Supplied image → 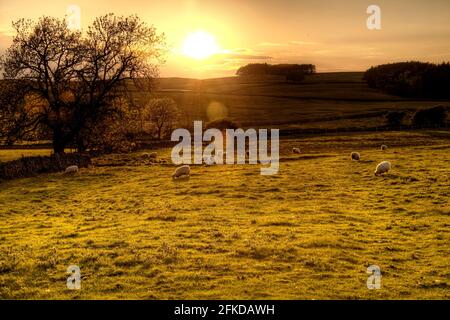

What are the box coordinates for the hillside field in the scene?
[151,73,450,130]
[0,131,449,299]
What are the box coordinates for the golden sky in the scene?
[1,0,450,78]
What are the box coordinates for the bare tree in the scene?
[0,14,165,153]
[0,80,45,144]
[144,98,180,139]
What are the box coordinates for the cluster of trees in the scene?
[384,106,448,128]
[236,63,316,81]
[364,62,450,98]
[0,14,173,153]
[411,105,448,128]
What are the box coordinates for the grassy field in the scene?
[0,149,53,162]
[0,131,449,299]
[0,148,77,163]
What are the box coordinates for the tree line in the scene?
[364,61,450,98]
[236,63,316,81]
[384,106,448,128]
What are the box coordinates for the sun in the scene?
[181,31,220,60]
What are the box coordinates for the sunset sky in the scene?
[1,0,450,78]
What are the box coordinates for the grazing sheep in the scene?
[292,147,301,154]
[64,165,79,174]
[381,145,388,150]
[374,161,391,176]
[351,152,360,161]
[172,165,190,179]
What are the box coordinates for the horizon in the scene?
[1,0,450,78]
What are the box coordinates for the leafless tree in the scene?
[144,98,180,139]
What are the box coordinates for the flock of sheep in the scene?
[171,144,392,179]
[351,144,391,176]
[62,144,392,178]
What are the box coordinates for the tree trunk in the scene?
[52,127,66,154]
[157,125,162,140]
[76,134,87,153]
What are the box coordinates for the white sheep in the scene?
[64,165,79,174]
[374,161,391,176]
[351,152,360,161]
[292,147,301,154]
[381,145,388,151]
[172,165,190,179]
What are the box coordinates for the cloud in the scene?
[215,48,273,60]
[257,42,283,47]
[257,40,319,47]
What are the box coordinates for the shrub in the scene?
[0,153,91,180]
[385,111,407,127]
[412,106,448,128]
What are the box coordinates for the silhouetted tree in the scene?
[236,63,270,76]
[0,80,47,144]
[144,98,180,139]
[0,14,165,153]
[236,63,315,79]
